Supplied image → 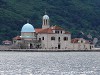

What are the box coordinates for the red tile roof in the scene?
[71,38,90,44]
[35,28,43,33]
[35,26,70,34]
[2,40,12,45]
[35,28,53,34]
[71,38,80,43]
[13,36,21,40]
[51,26,63,30]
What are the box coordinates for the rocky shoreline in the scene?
[0,45,99,52]
[0,49,99,52]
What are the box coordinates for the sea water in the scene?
[0,52,99,75]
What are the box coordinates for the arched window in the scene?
[42,37,44,40]
[61,31,62,34]
[51,37,55,40]
[58,37,60,42]
[44,20,45,25]
[46,19,48,25]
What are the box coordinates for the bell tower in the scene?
[42,12,50,29]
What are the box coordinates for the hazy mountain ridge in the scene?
[0,0,100,43]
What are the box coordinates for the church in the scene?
[13,14,94,50]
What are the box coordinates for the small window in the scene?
[61,31,62,34]
[42,37,44,40]
[64,37,68,41]
[39,38,41,41]
[81,40,83,43]
[55,31,58,33]
[58,31,59,34]
[46,19,48,25]
[51,37,55,40]
[55,31,59,34]
[58,37,60,42]
[55,31,57,33]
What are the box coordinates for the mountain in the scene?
[0,0,100,43]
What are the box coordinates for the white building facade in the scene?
[13,14,94,50]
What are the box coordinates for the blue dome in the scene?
[21,23,35,32]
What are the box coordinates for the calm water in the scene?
[0,52,100,75]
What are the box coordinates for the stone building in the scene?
[71,38,94,50]
[2,40,12,45]
[13,14,94,50]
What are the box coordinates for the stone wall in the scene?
[0,45,11,49]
